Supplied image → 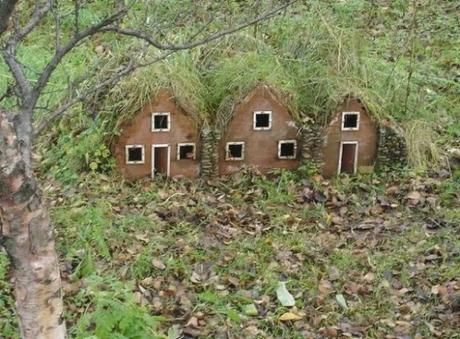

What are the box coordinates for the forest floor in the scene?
[1,167,459,338]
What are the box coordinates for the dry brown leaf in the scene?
[152,258,166,270]
[134,233,149,243]
[279,312,304,322]
[190,271,201,284]
[318,279,333,295]
[406,191,422,205]
[186,316,199,328]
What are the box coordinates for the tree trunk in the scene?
[13,112,34,174]
[0,110,66,339]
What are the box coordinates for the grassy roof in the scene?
[100,51,208,130]
[204,50,299,130]
[33,1,458,179]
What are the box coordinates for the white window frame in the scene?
[253,111,272,130]
[151,112,171,132]
[337,141,359,175]
[177,143,196,160]
[341,112,360,131]
[278,140,297,160]
[226,142,245,161]
[125,145,145,164]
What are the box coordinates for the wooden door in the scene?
[152,145,170,178]
[340,143,357,174]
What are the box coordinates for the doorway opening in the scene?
[338,142,358,174]
[152,144,170,178]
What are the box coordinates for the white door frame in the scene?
[337,141,359,174]
[151,144,171,178]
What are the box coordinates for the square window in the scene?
[341,112,360,130]
[278,140,297,159]
[226,142,245,160]
[177,143,196,160]
[125,145,145,164]
[253,111,272,130]
[152,112,170,131]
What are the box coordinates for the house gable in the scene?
[114,90,200,180]
[322,97,378,177]
[219,85,299,175]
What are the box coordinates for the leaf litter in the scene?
[25,167,460,337]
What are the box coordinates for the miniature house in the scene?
[113,90,200,180]
[218,85,300,175]
[322,96,378,177]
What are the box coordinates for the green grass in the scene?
[1,169,459,337]
[6,170,450,337]
[0,252,18,339]
[1,1,459,337]
[6,0,453,179]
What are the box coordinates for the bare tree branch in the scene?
[74,0,81,35]
[32,0,296,135]
[0,0,18,35]
[33,7,128,99]
[100,0,297,51]
[10,0,54,43]
[2,1,54,106]
[2,43,32,103]
[33,51,174,137]
[53,2,61,51]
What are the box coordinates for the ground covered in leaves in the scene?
[1,167,459,338]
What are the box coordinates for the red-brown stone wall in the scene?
[113,90,200,180]
[219,86,299,175]
[322,98,378,177]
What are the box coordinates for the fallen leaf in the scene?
[363,272,375,282]
[152,258,166,270]
[190,271,201,284]
[276,281,295,307]
[167,325,181,339]
[324,326,338,337]
[279,312,304,321]
[186,316,199,328]
[242,303,258,316]
[328,266,341,281]
[134,233,149,243]
[336,293,348,310]
[318,279,333,295]
[243,325,260,337]
[406,191,422,205]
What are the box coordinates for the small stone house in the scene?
[113,90,201,180]
[322,96,378,177]
[218,85,300,175]
[112,87,406,180]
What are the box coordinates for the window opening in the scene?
[126,145,144,164]
[177,143,196,160]
[226,142,245,160]
[152,112,170,131]
[253,111,272,130]
[341,112,360,130]
[278,140,297,159]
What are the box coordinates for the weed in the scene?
[71,275,164,338]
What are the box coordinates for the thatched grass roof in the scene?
[204,51,299,130]
[95,25,439,169]
[100,51,208,130]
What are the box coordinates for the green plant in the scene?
[41,119,116,183]
[52,203,112,266]
[0,253,18,338]
[404,119,441,170]
[72,276,164,338]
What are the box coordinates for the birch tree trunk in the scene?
[0,110,66,339]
